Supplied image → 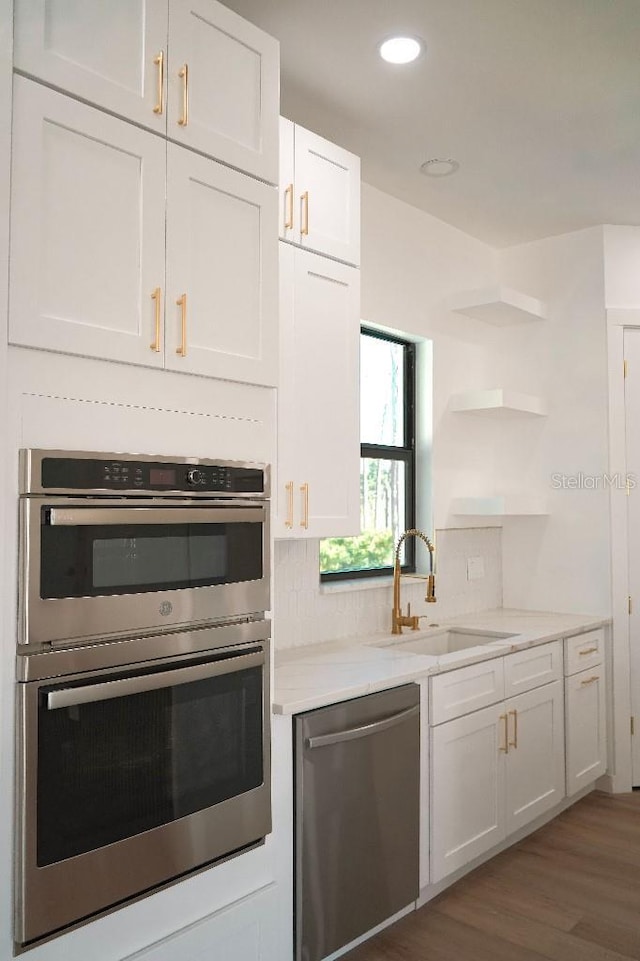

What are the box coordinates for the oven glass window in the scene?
[36,660,264,866]
[40,519,263,598]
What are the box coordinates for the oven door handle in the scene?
[46,506,265,526]
[45,649,265,710]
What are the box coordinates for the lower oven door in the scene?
[16,636,271,946]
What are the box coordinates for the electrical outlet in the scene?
[467,555,485,581]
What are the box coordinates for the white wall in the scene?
[604,226,640,307]
[496,227,610,615]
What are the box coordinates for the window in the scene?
[320,327,416,580]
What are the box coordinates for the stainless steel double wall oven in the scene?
[15,449,272,948]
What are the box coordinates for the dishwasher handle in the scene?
[305,704,419,750]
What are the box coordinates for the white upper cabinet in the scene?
[13,0,279,183]
[10,77,278,387]
[279,118,360,266]
[165,144,278,384]
[276,244,360,538]
[167,0,278,183]
[9,78,166,368]
[13,0,168,133]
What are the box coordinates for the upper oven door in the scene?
[20,498,270,646]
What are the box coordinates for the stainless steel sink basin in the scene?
[384,629,517,656]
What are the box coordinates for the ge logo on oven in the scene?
[159,601,173,616]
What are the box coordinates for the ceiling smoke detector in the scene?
[378,36,424,65]
[420,158,460,177]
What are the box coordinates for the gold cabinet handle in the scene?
[150,287,162,352]
[176,293,187,356]
[499,713,509,753]
[178,63,189,126]
[284,183,294,230]
[285,482,294,529]
[581,675,600,686]
[579,646,598,656]
[508,709,518,749]
[153,50,164,115]
[300,482,309,529]
[301,190,309,236]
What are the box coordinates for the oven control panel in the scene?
[22,451,267,496]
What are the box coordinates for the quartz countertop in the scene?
[272,608,610,715]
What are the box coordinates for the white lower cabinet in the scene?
[430,643,565,883]
[123,884,280,961]
[564,630,607,796]
[276,242,360,538]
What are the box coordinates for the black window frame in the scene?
[320,326,416,582]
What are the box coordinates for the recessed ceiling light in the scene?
[378,36,424,65]
[420,158,460,177]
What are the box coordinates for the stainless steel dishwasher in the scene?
[294,683,420,961]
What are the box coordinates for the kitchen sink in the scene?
[381,628,517,656]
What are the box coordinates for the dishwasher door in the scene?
[295,684,420,961]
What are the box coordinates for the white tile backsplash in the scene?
[274,527,503,649]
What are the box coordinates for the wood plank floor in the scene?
[343,791,640,961]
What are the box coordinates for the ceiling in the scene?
[222,0,640,248]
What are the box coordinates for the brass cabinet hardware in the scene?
[301,190,309,236]
[508,709,518,749]
[499,713,509,753]
[285,481,294,529]
[153,51,164,115]
[178,63,189,126]
[624,359,628,378]
[300,482,309,529]
[284,183,294,230]
[579,646,598,656]
[580,675,599,687]
[176,293,187,356]
[150,287,162,351]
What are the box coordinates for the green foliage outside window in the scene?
[319,529,395,575]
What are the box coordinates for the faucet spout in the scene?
[392,529,436,635]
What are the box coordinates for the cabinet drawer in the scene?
[504,641,562,698]
[565,629,604,676]
[430,659,505,725]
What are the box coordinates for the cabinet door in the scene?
[565,668,607,796]
[14,0,168,133]
[430,703,506,883]
[276,247,360,538]
[10,78,166,368]
[505,681,565,835]
[168,0,279,183]
[165,144,278,385]
[293,124,360,266]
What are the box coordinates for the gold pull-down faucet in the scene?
[392,529,436,634]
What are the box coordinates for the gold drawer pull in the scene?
[499,713,509,753]
[508,709,518,749]
[301,190,309,236]
[300,482,309,529]
[284,183,294,230]
[176,293,187,356]
[579,646,598,656]
[150,287,162,352]
[581,675,599,686]
[153,51,164,115]
[285,481,294,529]
[178,63,189,126]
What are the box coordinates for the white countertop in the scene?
[273,608,609,715]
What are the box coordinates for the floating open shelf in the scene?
[452,495,548,517]
[449,388,546,417]
[447,286,548,326]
